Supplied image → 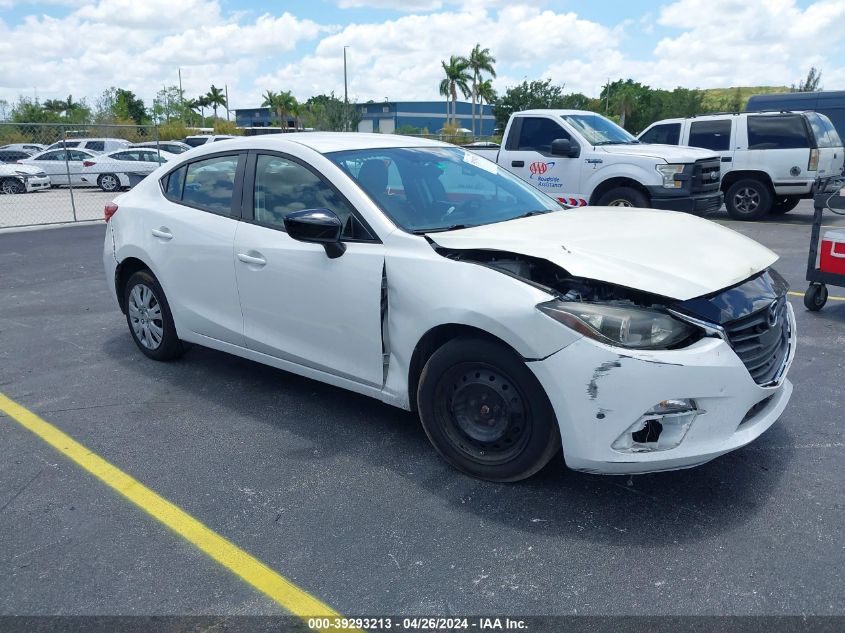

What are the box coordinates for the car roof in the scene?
[516,109,605,117]
[189,132,449,155]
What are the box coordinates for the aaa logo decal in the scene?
[529,161,554,176]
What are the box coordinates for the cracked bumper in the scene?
[527,334,794,474]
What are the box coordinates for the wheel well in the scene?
[114,257,151,313]
[589,177,650,205]
[407,324,522,412]
[720,170,773,192]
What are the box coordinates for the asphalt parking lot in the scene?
[1,202,844,625]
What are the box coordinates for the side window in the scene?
[111,152,133,161]
[804,113,840,148]
[688,120,731,151]
[640,123,681,145]
[86,141,105,152]
[747,115,809,150]
[164,165,186,199]
[40,151,61,161]
[69,150,90,161]
[516,117,570,153]
[254,154,367,240]
[179,155,239,215]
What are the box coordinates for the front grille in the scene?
[691,158,721,194]
[724,297,791,386]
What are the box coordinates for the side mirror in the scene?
[284,208,346,259]
[551,138,579,158]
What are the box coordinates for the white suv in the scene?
[639,111,844,220]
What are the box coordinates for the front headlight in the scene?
[537,300,696,349]
[655,163,685,188]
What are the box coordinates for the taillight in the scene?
[83,160,96,167]
[104,203,118,222]
[809,148,819,171]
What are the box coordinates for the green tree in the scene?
[492,79,567,129]
[152,86,188,124]
[261,90,299,130]
[439,55,471,127]
[300,92,359,131]
[206,85,227,120]
[792,67,822,92]
[95,87,147,124]
[468,44,496,136]
[476,78,497,135]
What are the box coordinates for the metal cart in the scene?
[804,175,845,311]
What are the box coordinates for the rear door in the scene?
[147,152,247,345]
[744,114,812,183]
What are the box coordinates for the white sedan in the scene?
[103,134,795,481]
[19,148,98,186]
[81,148,176,192]
[0,163,50,194]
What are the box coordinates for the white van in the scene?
[639,111,844,219]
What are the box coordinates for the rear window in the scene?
[184,137,208,147]
[639,123,681,145]
[688,119,731,151]
[805,112,842,148]
[86,141,105,152]
[747,115,810,150]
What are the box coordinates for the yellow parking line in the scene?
[0,392,355,631]
[787,290,845,301]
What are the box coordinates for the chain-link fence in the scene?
[0,122,161,229]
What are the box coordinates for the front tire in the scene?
[596,186,649,208]
[725,179,772,220]
[98,173,121,192]
[1,178,25,195]
[124,270,185,360]
[417,337,560,482]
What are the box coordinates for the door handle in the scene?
[511,160,525,167]
[721,157,732,162]
[151,227,173,240]
[237,252,267,266]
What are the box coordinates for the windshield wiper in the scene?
[411,224,474,234]
[512,210,553,220]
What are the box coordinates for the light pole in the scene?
[343,46,349,132]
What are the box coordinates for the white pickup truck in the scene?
[469,109,724,213]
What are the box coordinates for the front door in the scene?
[234,152,385,386]
[497,116,584,205]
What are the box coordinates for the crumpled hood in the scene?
[428,209,777,301]
[0,164,44,176]
[596,143,717,162]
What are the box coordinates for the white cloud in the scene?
[337,0,445,9]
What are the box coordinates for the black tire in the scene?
[98,173,121,192]
[770,196,801,215]
[123,270,185,361]
[725,178,772,220]
[596,186,649,208]
[803,283,828,311]
[1,178,25,195]
[417,337,560,482]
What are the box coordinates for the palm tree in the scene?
[476,79,497,136]
[194,95,211,124]
[438,55,471,128]
[184,98,200,126]
[468,44,496,136]
[206,85,227,120]
[261,90,299,130]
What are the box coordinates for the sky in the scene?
[0,0,843,112]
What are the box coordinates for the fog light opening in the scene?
[611,399,699,453]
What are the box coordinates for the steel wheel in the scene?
[607,198,634,207]
[127,282,164,350]
[732,187,760,215]
[99,173,120,192]
[433,362,532,466]
[1,178,25,195]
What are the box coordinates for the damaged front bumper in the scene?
[527,307,795,474]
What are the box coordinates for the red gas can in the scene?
[820,229,845,275]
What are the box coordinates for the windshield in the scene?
[561,113,637,145]
[326,146,562,233]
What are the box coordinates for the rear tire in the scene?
[98,173,121,192]
[123,270,185,361]
[417,337,560,482]
[770,196,801,215]
[596,186,649,208]
[1,178,25,195]
[725,178,772,220]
